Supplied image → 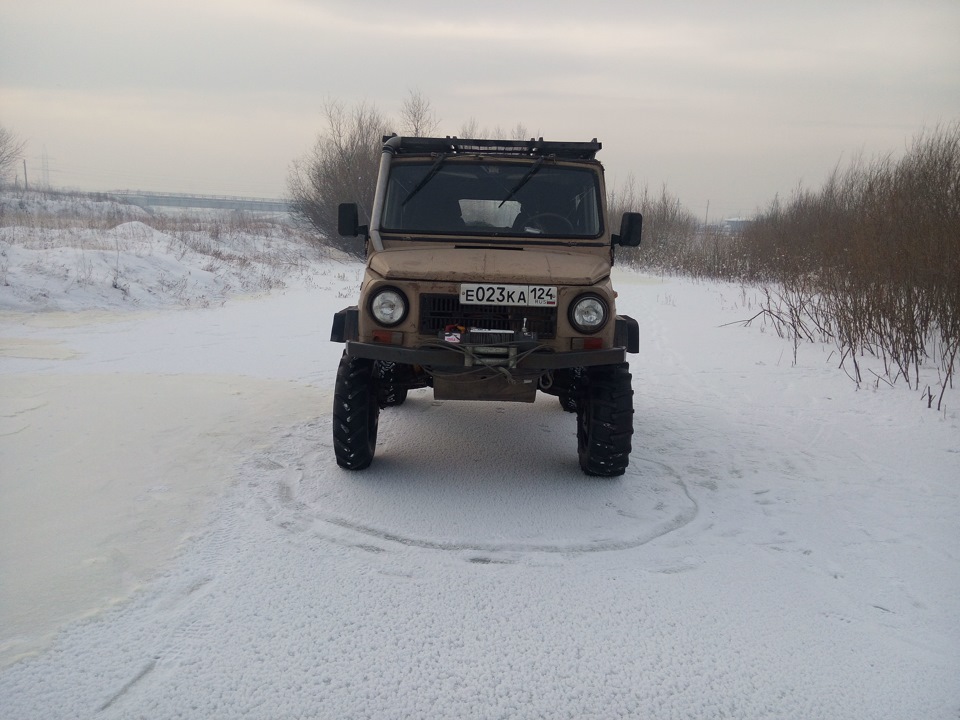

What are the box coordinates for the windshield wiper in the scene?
[402,153,447,206]
[498,156,545,208]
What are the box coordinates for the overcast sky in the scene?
[2,0,958,219]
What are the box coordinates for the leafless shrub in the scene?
[608,175,701,272]
[0,125,27,185]
[74,253,94,286]
[688,123,959,407]
[454,118,534,141]
[399,89,440,137]
[459,117,481,139]
[287,99,388,258]
[0,188,148,230]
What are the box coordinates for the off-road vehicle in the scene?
[332,135,642,476]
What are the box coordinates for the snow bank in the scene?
[0,190,335,312]
[0,190,150,226]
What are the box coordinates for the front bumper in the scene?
[344,340,626,369]
[331,306,639,370]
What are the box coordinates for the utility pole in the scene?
[42,146,50,188]
[704,200,710,228]
[23,159,28,190]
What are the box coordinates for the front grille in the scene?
[420,294,556,339]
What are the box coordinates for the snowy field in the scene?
[1,194,958,718]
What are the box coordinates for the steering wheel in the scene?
[523,213,575,234]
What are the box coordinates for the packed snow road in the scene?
[1,268,958,719]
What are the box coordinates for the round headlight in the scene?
[369,287,408,327]
[569,294,608,334]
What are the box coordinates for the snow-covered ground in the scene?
[1,194,958,718]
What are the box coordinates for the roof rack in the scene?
[382,135,601,160]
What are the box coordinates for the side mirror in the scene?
[338,203,364,237]
[614,212,642,247]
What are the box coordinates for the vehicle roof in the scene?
[382,135,602,160]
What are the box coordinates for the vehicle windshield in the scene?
[380,160,603,238]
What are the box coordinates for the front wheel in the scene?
[576,363,634,477]
[558,367,584,413]
[333,353,379,470]
[375,361,409,407]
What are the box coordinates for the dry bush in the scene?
[0,188,148,230]
[399,89,440,138]
[0,125,27,185]
[288,100,388,258]
[625,123,959,405]
[608,175,701,271]
[724,124,960,406]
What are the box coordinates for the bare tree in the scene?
[459,117,481,139]
[606,174,701,270]
[510,122,530,140]
[456,119,534,141]
[0,124,27,186]
[288,100,387,257]
[398,89,439,137]
[607,173,645,220]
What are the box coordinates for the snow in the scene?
[1,194,958,718]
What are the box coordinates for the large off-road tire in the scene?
[375,361,409,407]
[559,394,579,412]
[333,353,379,470]
[576,363,634,477]
[558,367,584,413]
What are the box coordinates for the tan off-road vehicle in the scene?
[332,136,642,476]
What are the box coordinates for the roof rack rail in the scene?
[381,135,601,160]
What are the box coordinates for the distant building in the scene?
[722,217,752,235]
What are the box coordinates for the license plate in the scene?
[460,284,557,307]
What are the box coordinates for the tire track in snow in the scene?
[238,411,700,558]
[97,658,157,712]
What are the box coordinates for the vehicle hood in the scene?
[368,247,610,285]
